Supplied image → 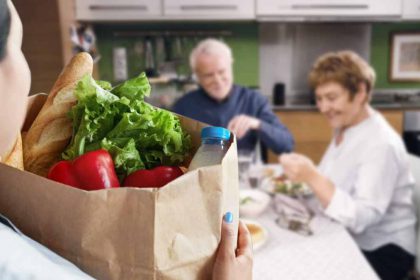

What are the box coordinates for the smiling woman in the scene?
[280,50,416,280]
[280,51,416,279]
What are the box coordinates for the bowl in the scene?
[239,189,271,218]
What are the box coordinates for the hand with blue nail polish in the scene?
[212,212,253,280]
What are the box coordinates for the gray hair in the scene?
[189,38,233,72]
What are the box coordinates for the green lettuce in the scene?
[62,73,191,179]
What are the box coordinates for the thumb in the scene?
[218,212,236,259]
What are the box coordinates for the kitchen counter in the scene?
[272,103,420,111]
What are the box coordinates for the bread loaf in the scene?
[23,52,93,176]
[4,133,24,170]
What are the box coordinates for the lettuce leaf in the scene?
[62,73,191,178]
[111,72,151,101]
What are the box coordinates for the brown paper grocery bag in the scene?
[0,94,239,280]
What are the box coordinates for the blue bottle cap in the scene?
[201,126,231,140]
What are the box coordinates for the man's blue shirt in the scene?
[172,85,294,154]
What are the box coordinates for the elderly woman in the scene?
[280,51,416,280]
[0,0,252,278]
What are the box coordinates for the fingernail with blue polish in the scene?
[224,212,233,223]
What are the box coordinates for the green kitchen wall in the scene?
[95,22,420,90]
[94,22,259,87]
[371,22,420,88]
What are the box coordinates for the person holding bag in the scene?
[0,0,253,278]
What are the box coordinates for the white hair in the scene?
[189,38,233,72]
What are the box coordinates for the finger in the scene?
[238,120,252,139]
[231,117,246,138]
[236,220,253,258]
[227,116,239,132]
[217,212,236,260]
[279,153,291,165]
[236,117,250,139]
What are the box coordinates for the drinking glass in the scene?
[238,150,254,188]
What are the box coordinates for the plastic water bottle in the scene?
[188,127,231,171]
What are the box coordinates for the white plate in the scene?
[242,219,268,251]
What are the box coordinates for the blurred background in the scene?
[12,0,420,162]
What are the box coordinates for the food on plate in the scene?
[246,223,264,243]
[263,167,275,178]
[123,166,184,188]
[240,196,255,205]
[23,52,192,190]
[244,220,267,250]
[48,149,120,191]
[239,189,270,218]
[24,53,93,176]
[271,175,311,196]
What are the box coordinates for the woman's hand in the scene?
[279,153,317,183]
[212,212,253,280]
[279,153,335,208]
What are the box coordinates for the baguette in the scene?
[3,133,24,170]
[23,52,93,176]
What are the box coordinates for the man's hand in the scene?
[212,213,253,280]
[279,153,317,183]
[227,115,261,139]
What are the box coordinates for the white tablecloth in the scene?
[252,208,380,280]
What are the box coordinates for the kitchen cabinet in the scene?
[402,0,420,20]
[257,0,402,20]
[164,0,255,20]
[75,0,254,21]
[267,109,403,164]
[75,0,162,21]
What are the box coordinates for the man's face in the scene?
[0,0,31,158]
[195,53,233,102]
[315,81,366,130]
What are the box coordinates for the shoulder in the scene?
[234,85,268,104]
[173,88,202,111]
[363,113,407,157]
[372,112,404,145]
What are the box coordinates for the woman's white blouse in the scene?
[319,111,416,255]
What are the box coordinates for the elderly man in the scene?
[172,38,294,156]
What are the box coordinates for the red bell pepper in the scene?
[48,149,120,191]
[123,166,183,188]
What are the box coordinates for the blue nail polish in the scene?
[224,212,233,223]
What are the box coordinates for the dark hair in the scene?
[0,0,11,61]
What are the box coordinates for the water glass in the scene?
[238,150,254,187]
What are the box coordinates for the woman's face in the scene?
[315,81,366,130]
[0,0,31,159]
